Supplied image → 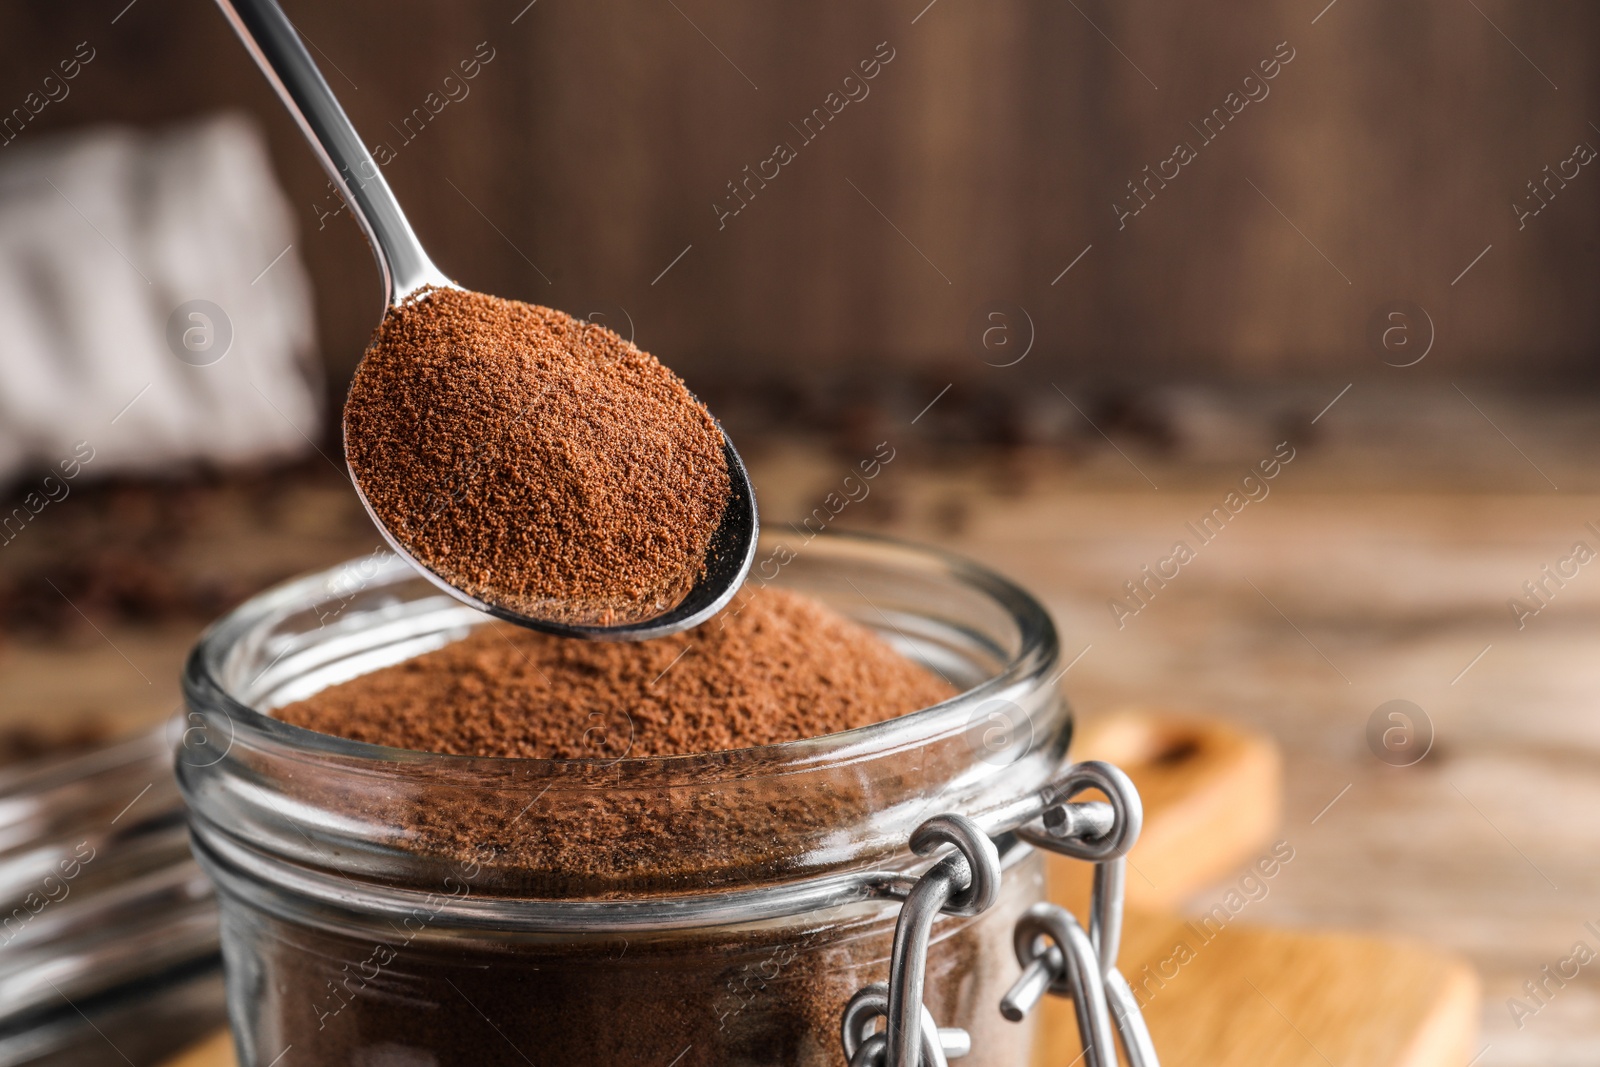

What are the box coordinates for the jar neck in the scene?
[189,819,1037,934]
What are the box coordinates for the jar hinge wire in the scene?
[839,760,1161,1067]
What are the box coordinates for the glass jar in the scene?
[178,532,1070,1066]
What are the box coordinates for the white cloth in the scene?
[0,113,319,488]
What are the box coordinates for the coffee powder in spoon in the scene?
[344,287,730,627]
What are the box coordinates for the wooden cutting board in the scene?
[1034,710,1479,1067]
[1031,912,1480,1067]
[162,711,1478,1067]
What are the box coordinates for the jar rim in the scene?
[183,530,1061,777]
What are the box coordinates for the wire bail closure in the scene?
[840,760,1161,1067]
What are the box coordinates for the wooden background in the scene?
[0,0,1595,396]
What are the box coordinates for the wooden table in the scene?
[746,385,1600,1066]
[4,384,1596,1064]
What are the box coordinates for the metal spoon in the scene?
[215,0,757,641]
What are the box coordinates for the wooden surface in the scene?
[1044,713,1478,1067]
[1034,913,1481,1067]
[161,1031,233,1067]
[7,389,1596,1064]
[750,394,1600,1065]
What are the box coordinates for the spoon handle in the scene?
[216,0,452,305]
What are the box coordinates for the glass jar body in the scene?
[212,851,1043,1066]
[181,533,1069,1066]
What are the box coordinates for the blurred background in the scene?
[0,0,1596,1064]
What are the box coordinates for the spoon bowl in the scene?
[217,0,758,639]
[350,434,758,641]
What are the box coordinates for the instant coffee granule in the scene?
[343,287,730,626]
[276,586,955,759]
[258,862,1040,1067]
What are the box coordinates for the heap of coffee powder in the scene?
[343,287,730,626]
[276,585,956,759]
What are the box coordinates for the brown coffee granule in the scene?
[261,855,1042,1067]
[276,586,956,759]
[343,287,730,626]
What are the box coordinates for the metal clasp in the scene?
[1006,760,1160,1067]
[840,760,1162,1067]
[839,815,1000,1067]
